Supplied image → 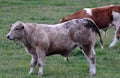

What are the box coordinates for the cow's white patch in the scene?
[112,11,120,19]
[110,4,114,6]
[84,8,92,16]
[112,11,120,27]
[109,34,119,48]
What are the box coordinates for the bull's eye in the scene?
[14,28,19,31]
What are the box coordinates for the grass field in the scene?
[1,0,120,78]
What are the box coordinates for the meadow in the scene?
[0,0,120,78]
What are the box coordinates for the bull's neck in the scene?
[22,26,33,46]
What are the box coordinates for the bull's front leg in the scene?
[29,54,37,74]
[25,47,38,74]
[36,47,46,76]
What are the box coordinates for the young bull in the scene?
[7,18,103,77]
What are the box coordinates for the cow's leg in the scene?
[109,26,120,48]
[109,11,120,47]
[36,47,46,76]
[81,45,96,77]
[109,32,119,47]
[29,54,37,74]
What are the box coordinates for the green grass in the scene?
[1,0,120,78]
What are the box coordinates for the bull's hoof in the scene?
[89,69,96,77]
[89,71,96,78]
[109,45,113,48]
[38,72,43,76]
[101,46,104,49]
[29,71,34,75]
[29,69,34,75]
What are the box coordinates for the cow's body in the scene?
[60,5,120,47]
[7,18,103,77]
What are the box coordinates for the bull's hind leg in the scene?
[29,54,38,74]
[81,45,96,77]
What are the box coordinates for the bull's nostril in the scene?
[7,35,10,39]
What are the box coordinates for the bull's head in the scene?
[7,21,25,41]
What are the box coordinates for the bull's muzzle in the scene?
[6,35,14,40]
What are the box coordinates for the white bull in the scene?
[7,18,103,77]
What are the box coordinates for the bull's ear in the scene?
[17,21,25,30]
[10,24,12,27]
[20,24,24,30]
[21,22,25,29]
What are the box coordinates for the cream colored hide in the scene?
[7,18,103,77]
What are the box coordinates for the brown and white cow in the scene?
[6,18,103,77]
[60,5,120,48]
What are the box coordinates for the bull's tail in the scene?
[84,18,103,49]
